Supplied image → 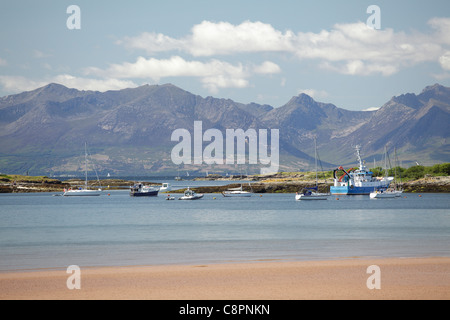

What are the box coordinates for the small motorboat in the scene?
[179,187,204,200]
[166,194,175,200]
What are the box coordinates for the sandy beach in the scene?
[0,257,449,300]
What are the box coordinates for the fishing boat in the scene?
[63,143,102,196]
[330,145,393,195]
[179,187,203,200]
[222,184,252,197]
[295,137,330,200]
[130,183,159,197]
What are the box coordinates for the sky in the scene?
[0,0,449,111]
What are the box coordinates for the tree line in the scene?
[369,163,450,180]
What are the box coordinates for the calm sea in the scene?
[0,181,449,271]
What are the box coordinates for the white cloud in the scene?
[428,17,450,45]
[298,88,329,100]
[117,32,186,54]
[119,21,294,57]
[439,51,450,71]
[4,18,450,96]
[118,18,450,76]
[319,60,398,76]
[33,50,53,59]
[52,75,138,91]
[0,76,45,92]
[252,61,281,74]
[188,20,294,56]
[201,76,249,94]
[85,56,280,93]
[362,106,381,111]
[0,56,280,94]
[0,75,138,93]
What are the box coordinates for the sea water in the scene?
[0,186,449,271]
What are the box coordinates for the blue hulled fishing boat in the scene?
[330,146,393,195]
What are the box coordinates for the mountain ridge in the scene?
[0,83,448,175]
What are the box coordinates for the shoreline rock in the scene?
[0,175,449,194]
[401,176,450,193]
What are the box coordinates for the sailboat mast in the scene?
[314,136,318,186]
[85,142,88,189]
[393,147,397,188]
[384,146,388,178]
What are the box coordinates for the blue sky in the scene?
[0,0,449,110]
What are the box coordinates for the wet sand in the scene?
[1,257,449,300]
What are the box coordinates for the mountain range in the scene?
[0,82,449,176]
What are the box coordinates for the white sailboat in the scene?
[370,146,396,199]
[295,137,330,200]
[393,147,404,197]
[369,188,397,198]
[222,184,252,197]
[63,143,102,196]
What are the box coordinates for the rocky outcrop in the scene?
[0,180,70,193]
[402,176,450,193]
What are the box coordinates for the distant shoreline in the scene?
[1,173,449,193]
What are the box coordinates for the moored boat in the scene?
[130,183,159,197]
[330,145,393,195]
[370,188,397,199]
[295,187,329,200]
[160,183,171,192]
[63,188,102,196]
[295,137,330,200]
[63,143,102,197]
[369,147,398,199]
[179,187,203,200]
[222,184,252,197]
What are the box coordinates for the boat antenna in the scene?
[354,145,363,169]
